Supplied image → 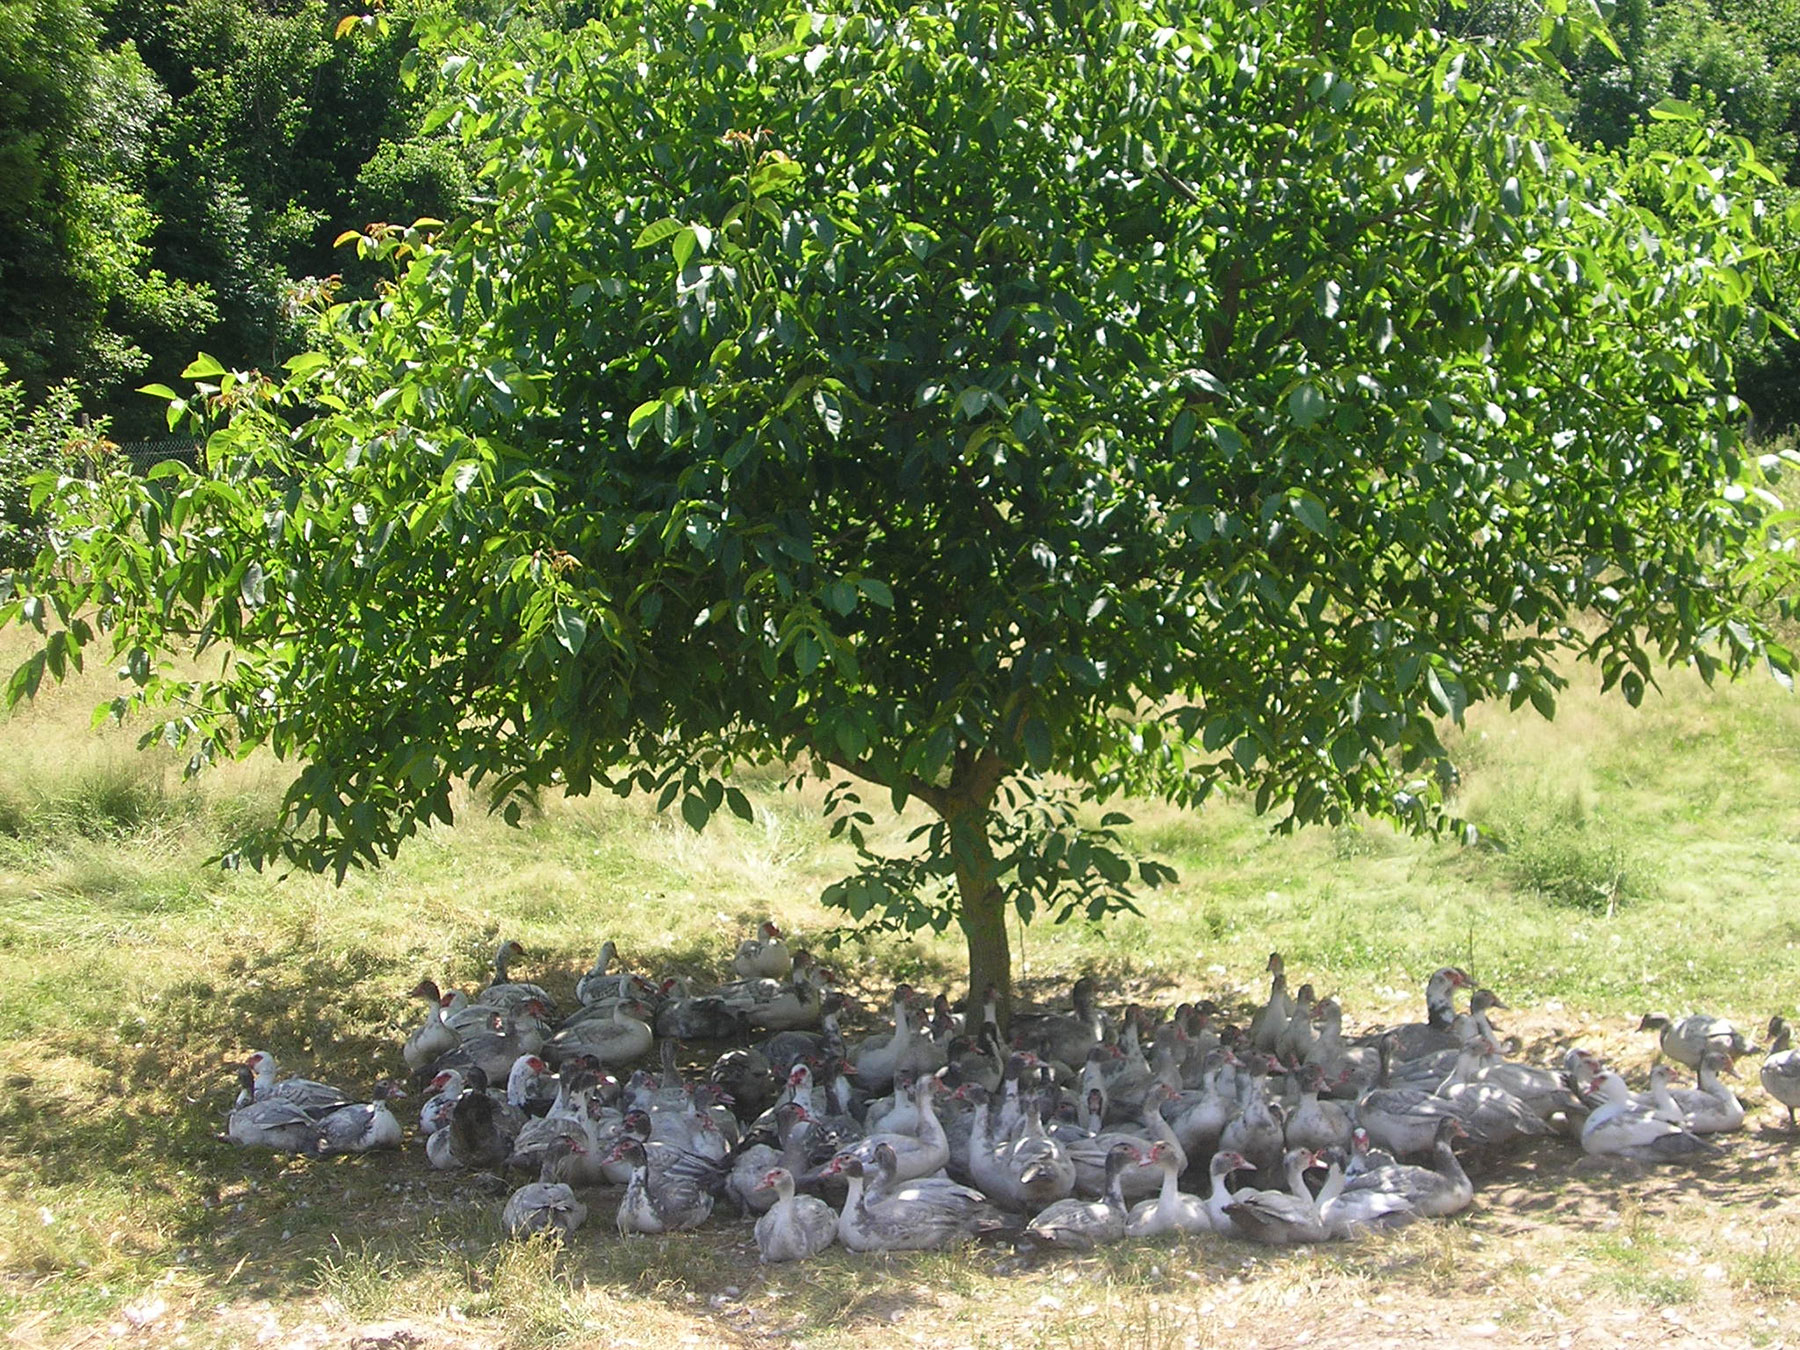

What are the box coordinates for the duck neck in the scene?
[1156,1157,1181,1209]
[1206,1165,1237,1226]
[914,1084,944,1146]
[1425,972,1458,1029]
[1314,1159,1346,1207]
[1103,1164,1128,1211]
[1432,1135,1471,1190]
[1283,1153,1314,1202]
[970,1098,995,1153]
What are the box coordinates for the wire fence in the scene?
[110,439,202,474]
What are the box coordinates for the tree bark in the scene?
[939,753,1013,1031]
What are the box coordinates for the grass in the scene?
[1,626,1800,1347]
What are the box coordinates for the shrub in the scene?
[0,362,107,571]
[1475,783,1654,914]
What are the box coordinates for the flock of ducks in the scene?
[224,932,1800,1262]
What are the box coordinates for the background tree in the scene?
[0,0,214,409]
[3,0,1795,1018]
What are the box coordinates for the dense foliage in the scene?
[0,363,106,570]
[2,0,1798,440]
[0,0,463,436]
[5,0,1795,1011]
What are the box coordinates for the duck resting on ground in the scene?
[1024,1142,1141,1249]
[1580,1071,1713,1163]
[503,1138,591,1237]
[733,921,793,981]
[1126,1139,1212,1237]
[827,1148,1012,1253]
[315,1082,407,1154]
[244,1051,351,1119]
[753,1166,837,1262]
[227,1070,320,1152]
[1342,1118,1474,1218]
[1648,1051,1744,1135]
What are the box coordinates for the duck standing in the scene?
[1762,1016,1800,1129]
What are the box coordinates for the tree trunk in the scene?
[942,778,1013,1032]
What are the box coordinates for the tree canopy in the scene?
[4,0,1796,1014]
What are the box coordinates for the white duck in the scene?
[1342,1118,1473,1217]
[732,921,793,980]
[840,1074,950,1187]
[828,1148,1010,1252]
[967,1086,1075,1212]
[1126,1139,1211,1236]
[1203,1150,1251,1232]
[1068,1083,1185,1203]
[1284,1063,1352,1154]
[550,998,655,1067]
[227,1072,319,1152]
[418,1068,464,1136]
[1356,1034,1469,1157]
[1025,1142,1139,1248]
[1315,1151,1416,1237]
[1580,1071,1712,1162]
[245,1051,350,1119]
[1220,1147,1330,1245]
[849,985,918,1095]
[315,1082,407,1154]
[1432,1041,1552,1148]
[753,1166,837,1262]
[403,980,460,1071]
[1648,1052,1744,1134]
[606,1137,715,1234]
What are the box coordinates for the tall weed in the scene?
[1470,782,1652,914]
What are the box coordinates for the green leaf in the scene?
[855,577,894,608]
[1021,715,1052,771]
[1289,491,1333,537]
[680,792,710,831]
[137,383,181,401]
[1287,383,1329,428]
[553,605,587,655]
[725,785,754,821]
[182,353,227,379]
[634,218,684,249]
